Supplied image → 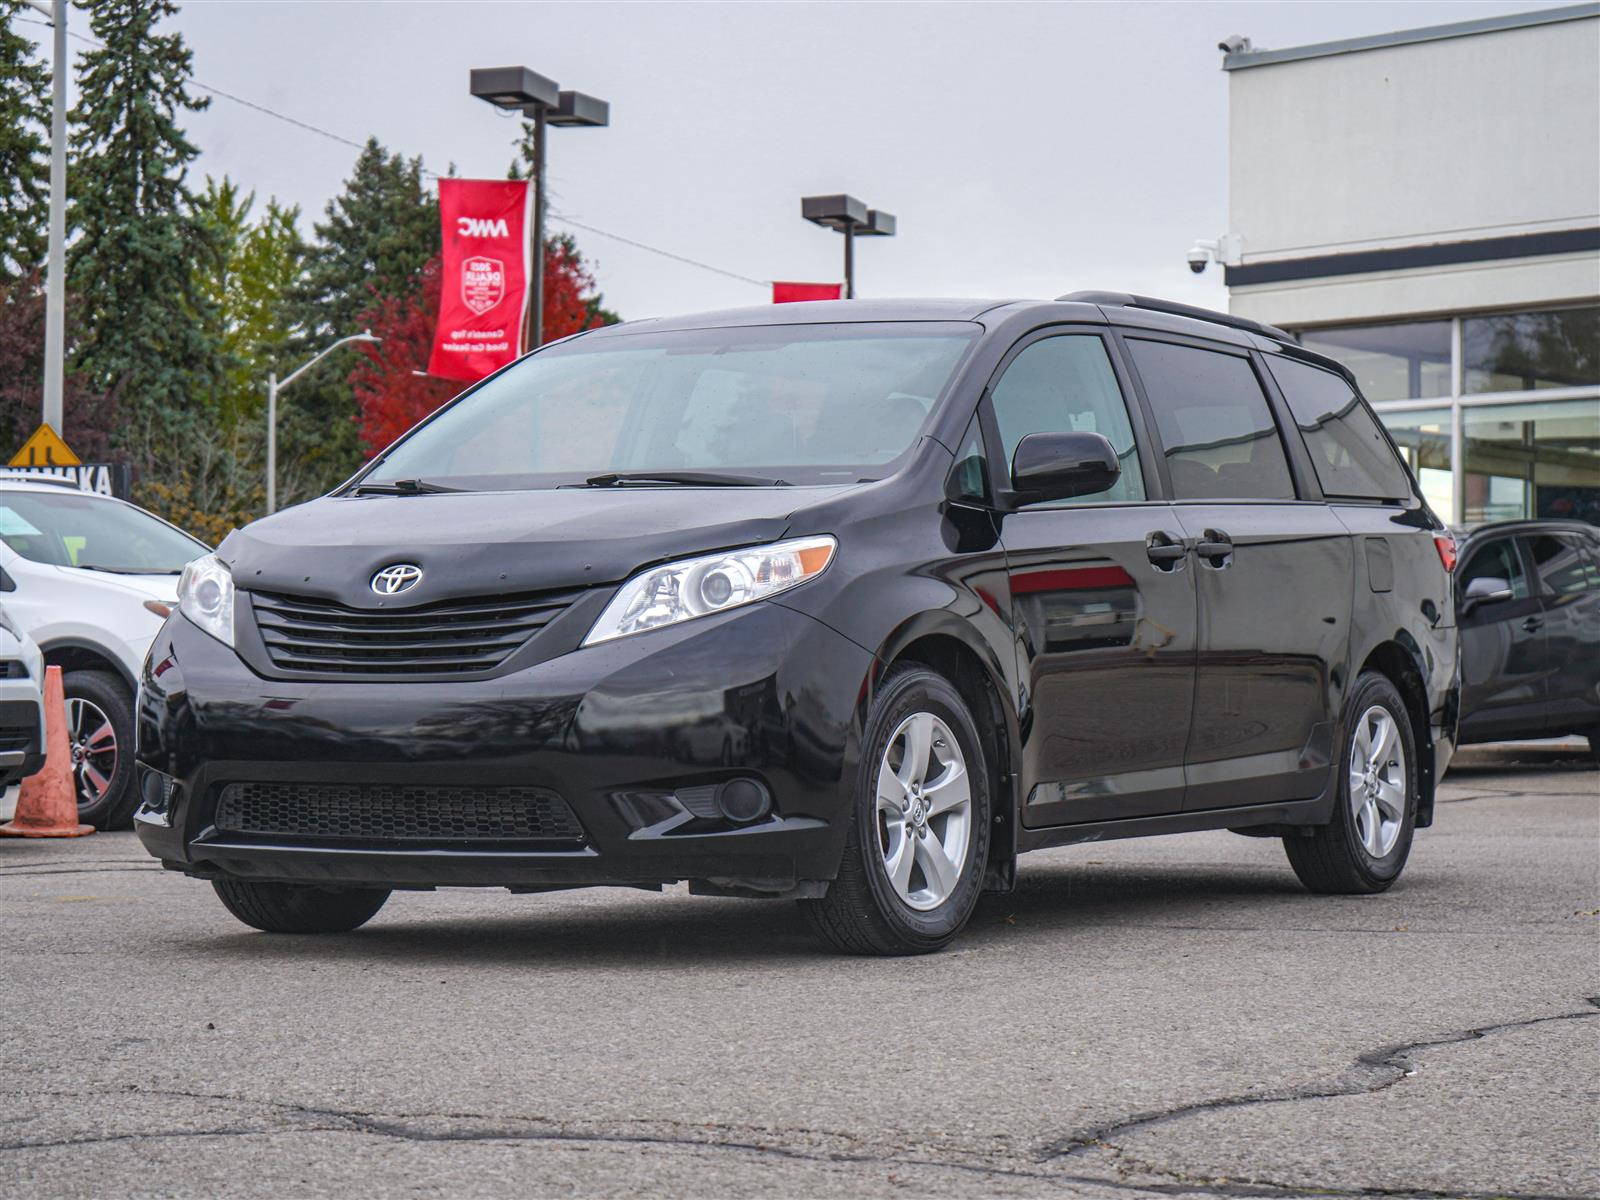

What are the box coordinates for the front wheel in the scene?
[64,670,136,830]
[213,880,391,933]
[1283,672,1417,894]
[801,665,990,955]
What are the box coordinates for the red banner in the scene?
[773,281,843,304]
[428,178,532,382]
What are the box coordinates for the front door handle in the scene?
[1196,529,1233,568]
[1522,616,1545,633]
[1145,531,1187,570]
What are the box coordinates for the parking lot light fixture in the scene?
[471,67,610,351]
[801,194,895,299]
[265,332,380,516]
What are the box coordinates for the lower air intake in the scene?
[213,782,585,844]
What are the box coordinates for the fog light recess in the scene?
[714,778,771,824]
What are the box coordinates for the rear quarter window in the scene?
[1267,356,1412,501]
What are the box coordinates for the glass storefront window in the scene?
[1462,398,1600,525]
[1298,321,1452,403]
[1379,407,1453,517]
[1462,306,1600,394]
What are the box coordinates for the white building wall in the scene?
[1225,12,1600,325]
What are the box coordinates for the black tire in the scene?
[801,664,991,956]
[63,670,137,830]
[1284,671,1417,894]
[1583,730,1600,767]
[212,879,391,934]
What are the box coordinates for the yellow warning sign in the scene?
[10,424,80,468]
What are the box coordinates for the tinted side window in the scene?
[1266,356,1412,501]
[1527,534,1594,596]
[989,335,1145,505]
[1459,538,1529,601]
[1126,339,1296,501]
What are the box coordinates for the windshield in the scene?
[363,321,979,490]
[0,490,209,573]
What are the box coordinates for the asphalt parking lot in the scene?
[2,745,1596,1200]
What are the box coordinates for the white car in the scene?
[0,476,209,826]
[0,613,46,791]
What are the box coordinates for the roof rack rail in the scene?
[1056,291,1293,343]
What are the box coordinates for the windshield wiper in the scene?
[351,478,465,496]
[74,564,181,575]
[579,471,790,488]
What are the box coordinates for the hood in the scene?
[220,486,850,607]
[53,564,181,604]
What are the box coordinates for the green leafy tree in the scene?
[0,1,51,280]
[66,0,222,502]
[144,176,306,542]
[277,138,438,502]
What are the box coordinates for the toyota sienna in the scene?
[135,293,1460,954]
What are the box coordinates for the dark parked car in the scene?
[134,293,1459,954]
[1453,519,1600,757]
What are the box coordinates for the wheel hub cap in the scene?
[1348,704,1406,859]
[875,711,972,911]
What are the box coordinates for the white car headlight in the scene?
[583,536,836,646]
[178,554,235,647]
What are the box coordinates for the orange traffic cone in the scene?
[0,665,94,838]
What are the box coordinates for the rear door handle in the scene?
[1145,531,1187,570]
[1196,529,1233,568]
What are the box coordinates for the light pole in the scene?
[23,0,67,432]
[469,67,609,352]
[801,195,896,299]
[265,332,379,515]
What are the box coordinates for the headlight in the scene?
[178,554,235,647]
[583,536,836,646]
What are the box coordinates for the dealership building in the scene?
[1220,3,1599,526]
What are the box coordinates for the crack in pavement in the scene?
[3,1076,1594,1200]
[1038,996,1600,1184]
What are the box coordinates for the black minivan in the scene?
[135,293,1460,954]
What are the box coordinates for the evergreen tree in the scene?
[142,176,305,542]
[277,137,438,502]
[65,0,221,492]
[0,1,51,280]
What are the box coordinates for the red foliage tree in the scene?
[350,233,617,458]
[0,270,119,460]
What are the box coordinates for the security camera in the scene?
[1186,244,1212,274]
[1217,35,1253,54]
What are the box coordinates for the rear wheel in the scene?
[1283,672,1417,894]
[801,665,990,955]
[63,671,136,830]
[212,880,391,934]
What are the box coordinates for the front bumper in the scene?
[134,602,873,893]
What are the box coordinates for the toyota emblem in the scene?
[371,563,423,595]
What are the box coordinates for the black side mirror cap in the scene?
[1008,432,1120,506]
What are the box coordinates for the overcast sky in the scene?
[24,0,1556,322]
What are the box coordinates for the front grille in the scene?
[250,588,581,676]
[213,782,586,843]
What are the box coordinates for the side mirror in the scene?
[1459,575,1514,615]
[1009,432,1120,505]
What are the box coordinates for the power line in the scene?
[548,214,770,288]
[16,14,771,290]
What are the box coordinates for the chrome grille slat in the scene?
[249,587,580,677]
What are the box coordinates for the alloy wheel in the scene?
[875,711,972,911]
[1348,704,1406,858]
[67,697,118,812]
